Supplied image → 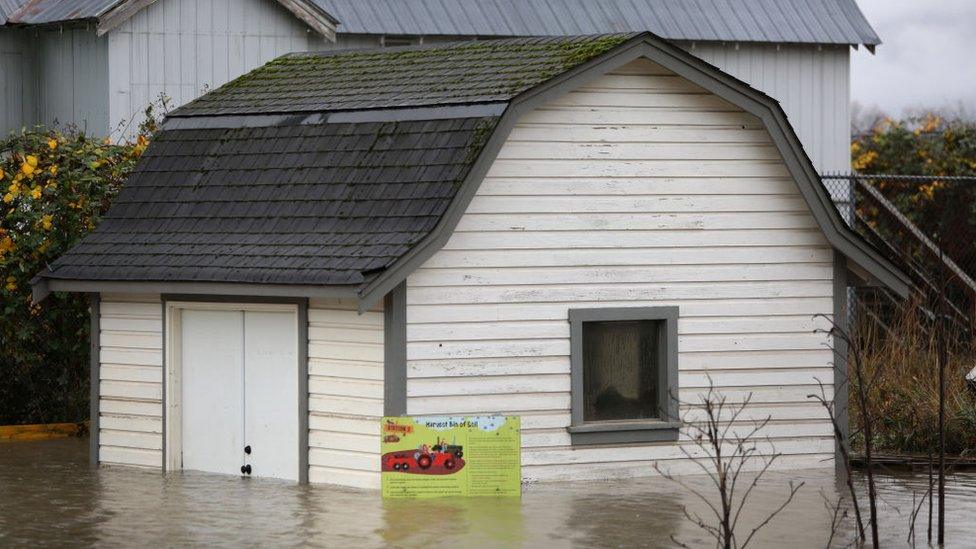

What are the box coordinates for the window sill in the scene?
[568,421,682,445]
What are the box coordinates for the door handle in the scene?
[244,445,251,455]
[241,464,252,475]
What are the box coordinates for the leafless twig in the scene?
[821,491,849,549]
[907,485,931,548]
[807,378,865,541]
[813,314,881,548]
[654,379,804,549]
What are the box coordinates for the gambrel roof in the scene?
[33,33,910,306]
[1,0,880,47]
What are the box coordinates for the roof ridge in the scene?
[169,33,641,118]
[282,32,641,59]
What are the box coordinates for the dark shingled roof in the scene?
[44,118,497,286]
[173,35,633,116]
[40,35,628,289]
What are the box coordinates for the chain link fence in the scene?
[821,173,976,337]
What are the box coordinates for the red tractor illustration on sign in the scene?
[382,438,465,475]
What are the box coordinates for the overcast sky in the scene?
[851,0,976,117]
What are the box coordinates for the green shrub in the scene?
[851,114,976,273]
[0,122,153,424]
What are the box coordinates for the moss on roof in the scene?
[173,34,636,117]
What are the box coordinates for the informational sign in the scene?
[381,416,521,498]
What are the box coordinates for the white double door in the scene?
[180,307,299,481]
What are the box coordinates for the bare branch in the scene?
[653,462,724,523]
[821,491,850,549]
[669,534,695,549]
[657,378,803,549]
[731,452,781,533]
[739,480,805,549]
[908,487,930,547]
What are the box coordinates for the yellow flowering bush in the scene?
[1,119,155,424]
[851,113,975,181]
[850,113,976,295]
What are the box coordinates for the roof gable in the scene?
[350,34,909,309]
[2,0,337,39]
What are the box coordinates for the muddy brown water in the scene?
[2,438,975,547]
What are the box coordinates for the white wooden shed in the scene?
[34,33,909,488]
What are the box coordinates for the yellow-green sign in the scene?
[381,416,521,498]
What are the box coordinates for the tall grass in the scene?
[849,297,976,456]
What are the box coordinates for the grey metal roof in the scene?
[0,0,29,24]
[315,0,881,46]
[3,0,119,25]
[2,0,879,47]
[1,0,337,30]
[172,34,634,117]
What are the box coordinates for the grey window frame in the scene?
[568,306,681,445]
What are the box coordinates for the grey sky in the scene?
[851,0,976,117]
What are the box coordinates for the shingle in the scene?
[171,35,636,116]
[44,117,498,286]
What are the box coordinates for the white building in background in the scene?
[0,0,878,174]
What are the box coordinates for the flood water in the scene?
[2,438,975,547]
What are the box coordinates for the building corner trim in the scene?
[833,251,850,476]
[298,298,310,484]
[89,293,100,469]
[383,281,407,417]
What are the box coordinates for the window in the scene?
[568,307,680,445]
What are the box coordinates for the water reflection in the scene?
[1,438,975,547]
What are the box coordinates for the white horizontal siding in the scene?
[307,298,383,489]
[98,294,163,469]
[405,58,836,482]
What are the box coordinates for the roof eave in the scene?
[31,277,360,303]
[266,0,338,42]
[3,17,100,30]
[329,29,880,50]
